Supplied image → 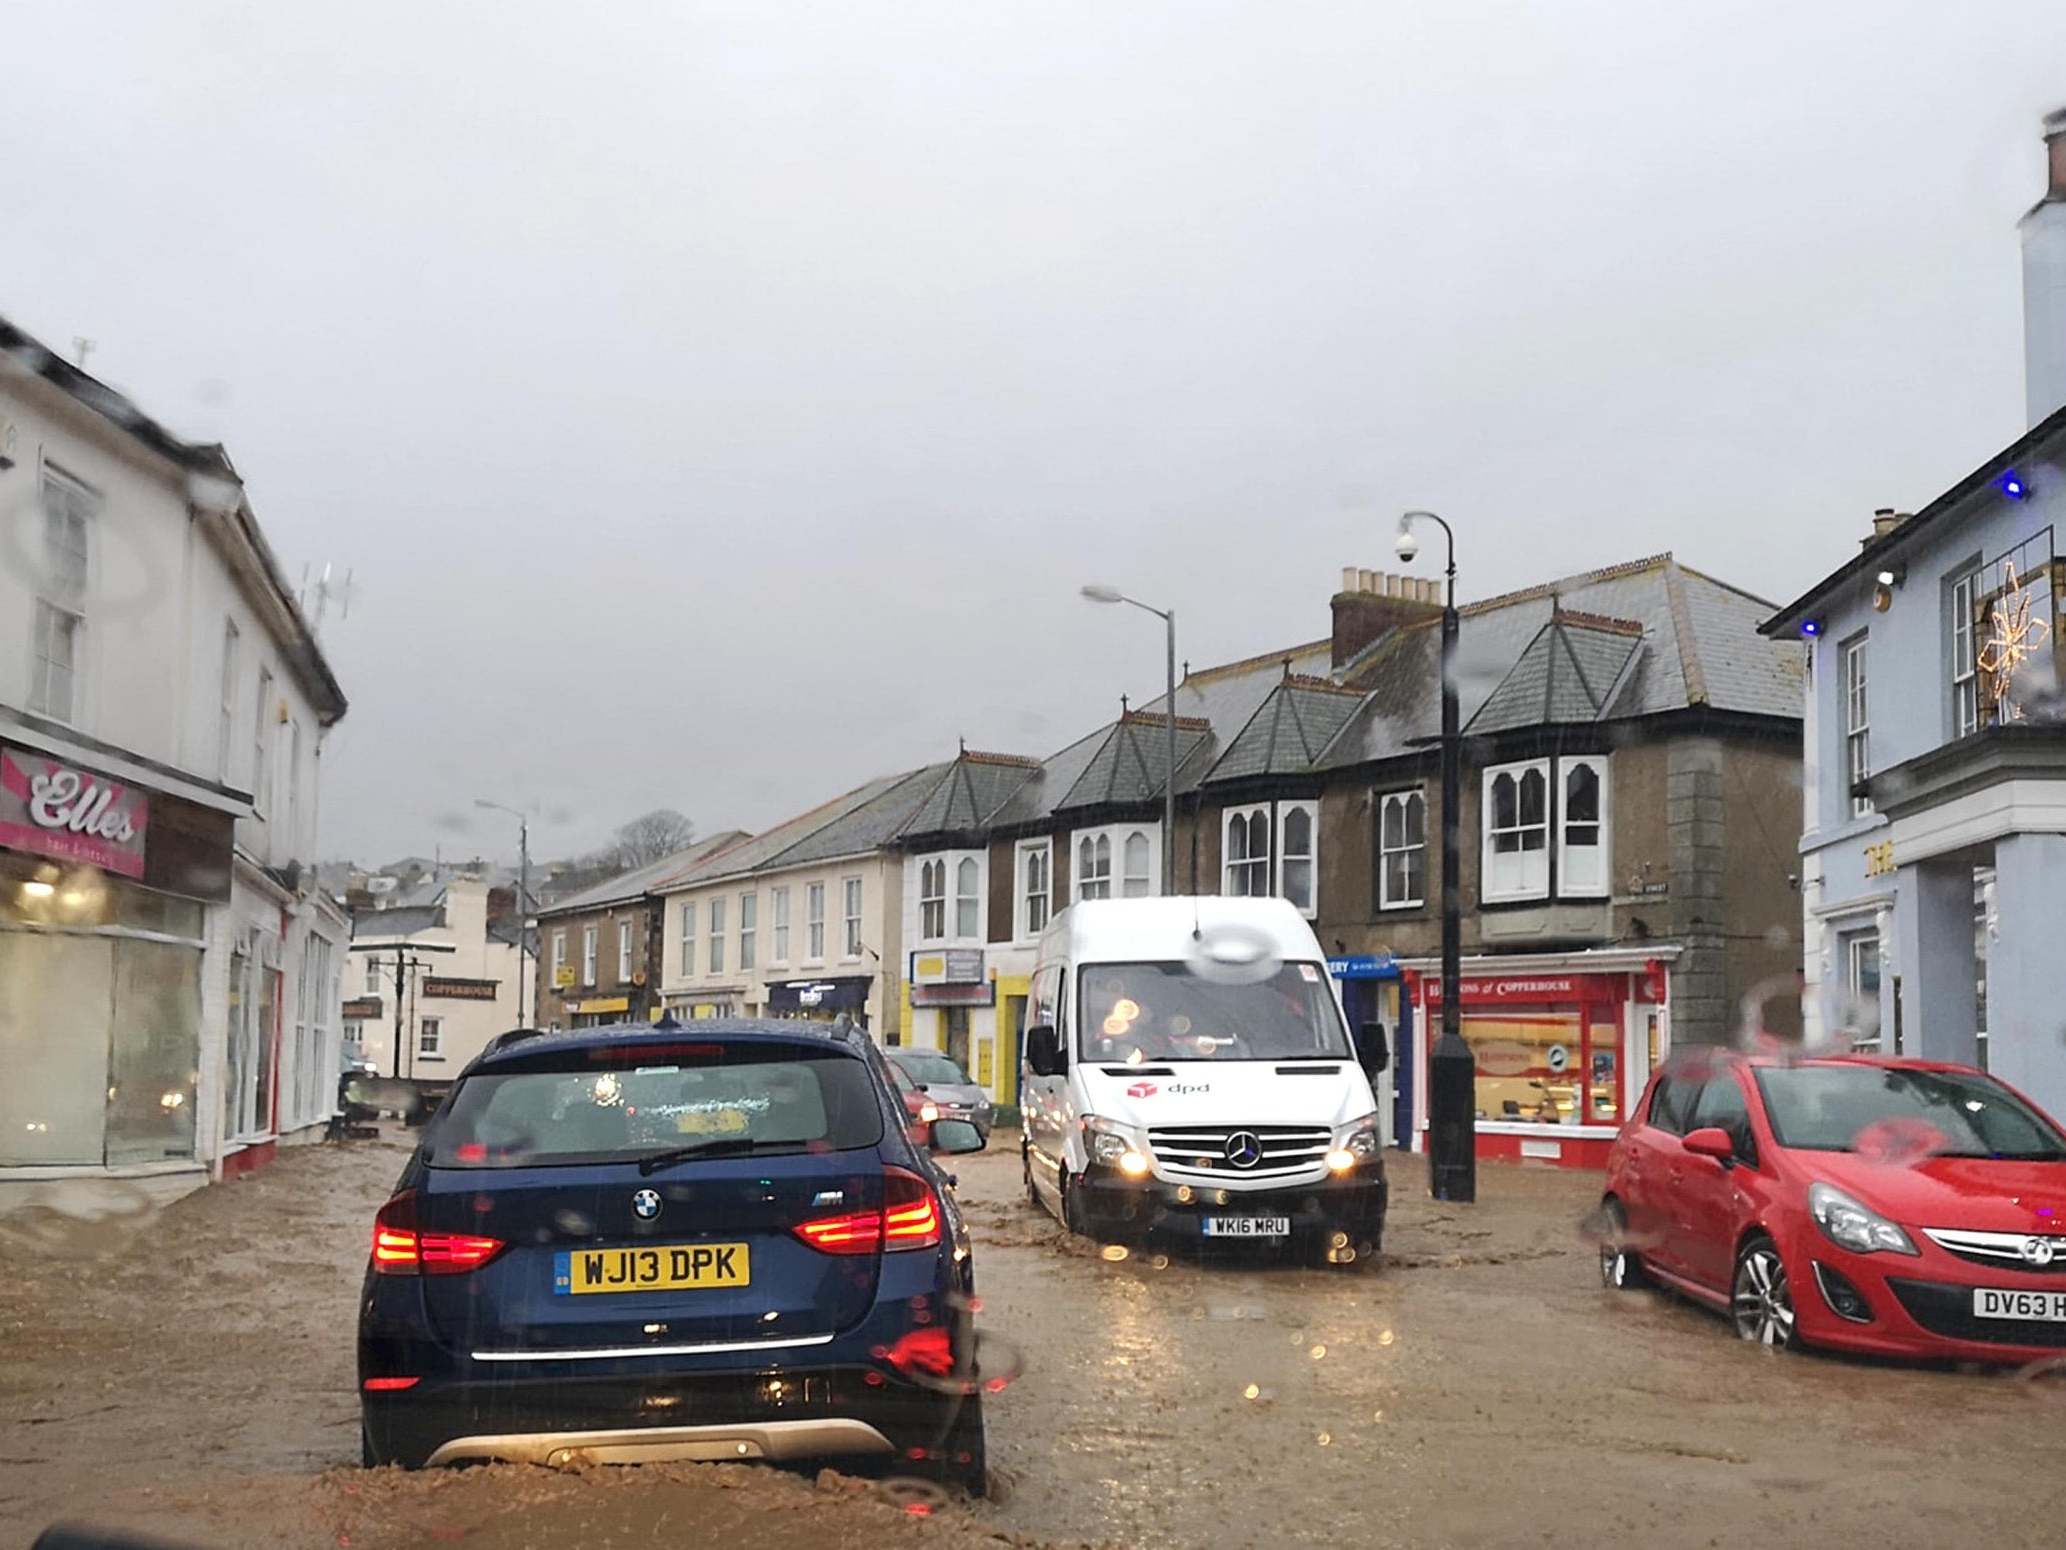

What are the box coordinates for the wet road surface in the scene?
[4,1130,2064,1549]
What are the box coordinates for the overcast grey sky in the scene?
[6,2,2063,863]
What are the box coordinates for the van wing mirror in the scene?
[1024,1023,1063,1077]
[1358,1021,1391,1075]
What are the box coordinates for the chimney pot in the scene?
[1342,566,1359,594]
[1359,568,1378,594]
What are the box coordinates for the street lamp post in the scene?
[474,798,532,1028]
[1080,585,1178,894]
[1397,511,1475,1204]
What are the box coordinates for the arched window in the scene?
[955,856,980,937]
[1121,831,1152,896]
[1279,802,1316,913]
[919,859,946,940]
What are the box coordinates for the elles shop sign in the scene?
[0,749,149,878]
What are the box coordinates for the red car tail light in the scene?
[371,1191,507,1276]
[361,1376,421,1392]
[793,1167,942,1255]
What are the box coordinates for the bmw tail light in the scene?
[371,1190,507,1276]
[793,1167,942,1255]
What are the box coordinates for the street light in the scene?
[1080,585,1178,894]
[1396,510,1474,1204]
[474,798,532,1028]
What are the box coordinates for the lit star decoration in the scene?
[1976,561,2052,721]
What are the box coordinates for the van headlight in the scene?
[1328,1118,1382,1172]
[1084,1116,1149,1176]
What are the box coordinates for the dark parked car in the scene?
[887,1049,994,1145]
[356,1018,989,1489]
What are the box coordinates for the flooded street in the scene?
[4,1131,2064,1549]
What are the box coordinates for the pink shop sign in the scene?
[0,748,150,878]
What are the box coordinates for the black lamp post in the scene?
[1398,510,1475,1204]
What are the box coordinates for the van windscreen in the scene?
[1078,961,1354,1063]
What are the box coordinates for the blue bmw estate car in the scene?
[356,1018,989,1490]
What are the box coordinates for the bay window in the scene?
[1278,801,1316,914]
[954,858,980,937]
[1483,760,1550,900]
[1223,806,1271,896]
[1077,833,1112,900]
[1121,833,1152,898]
[1481,756,1611,902]
[1378,789,1426,909]
[1019,840,1051,938]
[919,859,946,941]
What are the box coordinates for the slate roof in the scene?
[897,751,1043,839]
[1055,712,1215,812]
[1206,677,1370,783]
[1317,554,1800,770]
[1464,612,1643,734]
[761,764,954,867]
[661,776,920,891]
[536,829,753,916]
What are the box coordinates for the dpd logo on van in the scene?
[1126,1081,1158,1099]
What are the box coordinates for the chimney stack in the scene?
[2022,107,2066,428]
[1330,565,1444,668]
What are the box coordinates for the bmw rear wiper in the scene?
[637,1138,805,1176]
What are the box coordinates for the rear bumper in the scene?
[1076,1161,1387,1245]
[423,1416,894,1467]
[362,1363,967,1469]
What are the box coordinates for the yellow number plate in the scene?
[553,1242,751,1295]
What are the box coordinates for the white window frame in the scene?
[418,1016,443,1058]
[253,666,274,816]
[709,896,727,975]
[805,882,826,963]
[953,856,981,938]
[679,902,696,976]
[1222,805,1272,897]
[770,886,790,964]
[618,918,635,980]
[217,619,240,782]
[1378,788,1426,910]
[1017,839,1052,941]
[1950,569,1980,739]
[1275,799,1318,917]
[552,931,567,982]
[1557,755,1611,898]
[919,858,947,942]
[844,876,864,959]
[1073,825,1156,901]
[1481,758,1552,902]
[1841,928,1883,1053]
[739,891,757,971]
[1843,634,1872,818]
[581,925,598,985]
[366,955,383,993]
[1120,831,1152,898]
[29,466,93,726]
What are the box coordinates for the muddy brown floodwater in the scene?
[4,1129,2064,1550]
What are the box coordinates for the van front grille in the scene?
[1147,1123,1331,1180]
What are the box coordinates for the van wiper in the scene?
[637,1138,805,1176]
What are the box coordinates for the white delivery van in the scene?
[1019,896,1388,1260]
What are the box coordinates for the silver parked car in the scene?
[888,1049,995,1145]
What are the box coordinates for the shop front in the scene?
[1400,948,1674,1170]
[0,742,238,1197]
[1327,954,1407,1149]
[764,974,873,1029]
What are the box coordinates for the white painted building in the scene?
[0,316,349,1206]
[348,876,526,1079]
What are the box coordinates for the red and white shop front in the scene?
[1400,948,1676,1170]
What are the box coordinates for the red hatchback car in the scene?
[1601,1053,2066,1360]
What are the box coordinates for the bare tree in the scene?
[601,808,696,870]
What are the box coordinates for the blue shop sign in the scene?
[1327,954,1398,980]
